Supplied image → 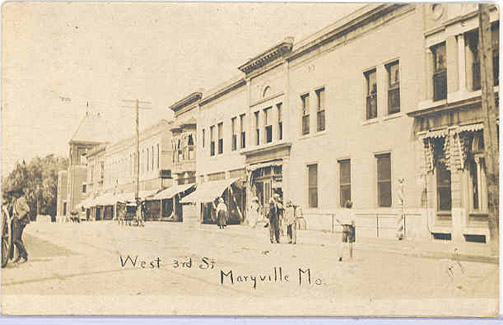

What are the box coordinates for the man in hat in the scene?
[7,185,30,263]
[267,194,281,243]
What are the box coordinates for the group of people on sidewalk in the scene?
[247,193,302,245]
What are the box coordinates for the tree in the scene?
[3,154,68,219]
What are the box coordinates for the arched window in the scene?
[262,86,271,98]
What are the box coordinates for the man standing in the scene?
[9,186,30,264]
[284,199,297,244]
[267,194,281,243]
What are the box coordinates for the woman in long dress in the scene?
[216,197,228,229]
[247,197,260,228]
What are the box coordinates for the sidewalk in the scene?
[194,223,498,264]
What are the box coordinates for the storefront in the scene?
[181,177,245,224]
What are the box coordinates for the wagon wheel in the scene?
[1,206,12,268]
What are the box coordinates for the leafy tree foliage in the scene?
[3,155,68,219]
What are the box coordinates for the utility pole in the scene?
[121,99,151,224]
[478,4,498,254]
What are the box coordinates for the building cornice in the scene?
[169,92,203,113]
[287,4,408,62]
[238,37,294,75]
[200,78,246,107]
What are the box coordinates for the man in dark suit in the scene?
[267,194,281,244]
[8,185,31,264]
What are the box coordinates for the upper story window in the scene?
[262,86,271,98]
[82,183,87,194]
[365,69,377,120]
[386,61,400,114]
[316,88,326,132]
[240,114,246,149]
[231,117,237,151]
[301,93,310,135]
[492,22,499,86]
[277,103,283,140]
[210,126,215,157]
[187,134,195,160]
[264,107,272,143]
[151,145,155,171]
[432,42,447,101]
[217,122,223,154]
[202,129,206,148]
[254,111,260,145]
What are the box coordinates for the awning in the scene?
[246,160,282,172]
[150,183,195,200]
[422,129,448,140]
[457,122,484,134]
[94,192,116,206]
[76,197,95,209]
[181,178,239,203]
[116,190,158,203]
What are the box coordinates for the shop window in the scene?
[468,133,487,211]
[432,42,447,101]
[339,160,351,207]
[301,93,310,135]
[386,61,400,114]
[436,161,452,212]
[316,88,326,131]
[217,122,223,154]
[240,114,246,149]
[365,69,377,119]
[277,103,283,140]
[264,107,272,143]
[307,164,318,208]
[376,153,392,207]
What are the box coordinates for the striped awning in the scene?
[422,129,448,140]
[181,178,239,203]
[149,183,195,200]
[457,122,484,134]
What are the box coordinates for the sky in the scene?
[2,2,363,177]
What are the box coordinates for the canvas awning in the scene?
[76,197,95,209]
[116,190,158,203]
[457,122,483,134]
[422,129,448,140]
[246,160,283,172]
[94,192,116,206]
[181,178,239,203]
[149,183,195,201]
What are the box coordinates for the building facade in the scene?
[56,112,112,219]
[185,3,498,243]
[80,119,174,221]
[408,3,499,242]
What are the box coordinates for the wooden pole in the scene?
[478,4,499,254]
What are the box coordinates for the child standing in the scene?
[337,200,355,261]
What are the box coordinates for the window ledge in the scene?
[383,112,403,121]
[361,118,379,126]
[298,130,328,141]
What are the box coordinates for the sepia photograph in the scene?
[1,2,500,317]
